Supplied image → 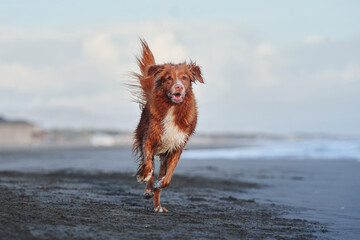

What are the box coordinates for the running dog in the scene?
[131,39,204,212]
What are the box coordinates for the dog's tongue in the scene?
[172,94,183,102]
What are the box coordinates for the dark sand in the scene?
[0,170,326,239]
[2,147,359,239]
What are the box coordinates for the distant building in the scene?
[0,116,41,146]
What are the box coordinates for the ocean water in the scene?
[183,138,360,161]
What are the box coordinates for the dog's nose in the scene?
[175,84,183,92]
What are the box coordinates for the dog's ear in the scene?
[147,64,165,81]
[188,62,204,83]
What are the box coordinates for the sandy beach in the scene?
[0,146,359,239]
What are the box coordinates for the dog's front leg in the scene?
[153,157,168,212]
[143,170,154,199]
[154,150,182,189]
[136,138,156,183]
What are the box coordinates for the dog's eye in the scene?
[167,76,172,81]
[182,76,188,81]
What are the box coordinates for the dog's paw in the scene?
[137,169,153,183]
[143,189,154,199]
[154,177,165,189]
[154,206,168,213]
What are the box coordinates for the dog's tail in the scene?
[137,39,155,76]
[130,39,156,106]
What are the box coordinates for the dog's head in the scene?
[147,62,204,103]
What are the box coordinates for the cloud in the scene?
[303,35,325,45]
[0,21,359,134]
[313,64,360,83]
[82,33,124,78]
[0,61,63,93]
[149,31,188,63]
[255,43,276,56]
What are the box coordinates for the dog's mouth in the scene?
[167,92,184,103]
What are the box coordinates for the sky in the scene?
[1,0,360,135]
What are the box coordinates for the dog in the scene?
[131,39,204,213]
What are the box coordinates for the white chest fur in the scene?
[158,107,188,154]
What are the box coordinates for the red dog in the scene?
[131,39,204,212]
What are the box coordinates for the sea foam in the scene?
[182,139,360,161]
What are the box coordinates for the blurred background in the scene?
[2,3,359,238]
[0,0,359,159]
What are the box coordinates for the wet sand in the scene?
[0,170,327,239]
